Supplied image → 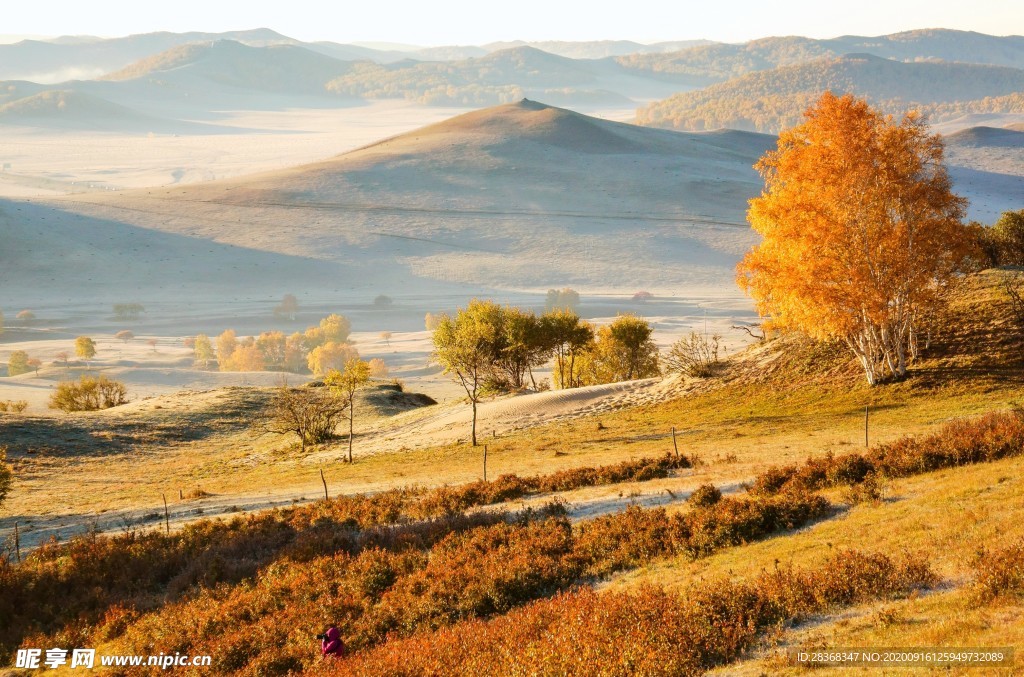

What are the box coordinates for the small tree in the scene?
[373,295,393,308]
[380,331,393,347]
[433,300,502,446]
[216,329,238,371]
[990,210,1024,266]
[26,357,41,376]
[274,294,299,321]
[544,310,595,390]
[257,385,348,452]
[1001,271,1024,328]
[55,351,70,373]
[326,358,371,463]
[7,351,30,377]
[319,314,352,344]
[146,338,158,352]
[115,330,134,344]
[367,357,388,377]
[632,291,654,302]
[0,447,12,511]
[227,344,266,372]
[194,334,214,369]
[665,332,722,377]
[545,288,580,313]
[16,310,35,323]
[425,312,442,331]
[307,342,359,378]
[75,336,97,368]
[113,303,145,320]
[596,314,660,381]
[284,333,307,373]
[256,331,287,367]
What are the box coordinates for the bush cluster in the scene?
[335,550,936,676]
[48,375,128,412]
[97,490,827,673]
[748,410,1024,497]
[0,453,688,661]
[971,540,1024,604]
[412,453,692,517]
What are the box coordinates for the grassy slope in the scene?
[3,270,1024,672]
[4,271,1022,531]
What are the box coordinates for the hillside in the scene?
[2,270,1023,673]
[618,29,1024,85]
[637,53,1024,133]
[323,46,636,106]
[22,100,775,300]
[0,28,300,82]
[103,40,356,96]
[0,89,216,133]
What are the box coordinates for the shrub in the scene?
[665,331,722,377]
[7,350,30,377]
[689,483,722,507]
[971,541,1024,604]
[748,410,1024,497]
[0,447,12,509]
[49,375,128,412]
[0,400,28,414]
[338,550,935,676]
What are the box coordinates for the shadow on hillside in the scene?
[0,388,272,457]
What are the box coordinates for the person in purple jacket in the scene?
[317,625,345,658]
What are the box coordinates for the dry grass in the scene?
[3,271,1023,551]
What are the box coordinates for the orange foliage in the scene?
[335,550,935,676]
[737,92,975,384]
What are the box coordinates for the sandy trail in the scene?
[342,378,665,457]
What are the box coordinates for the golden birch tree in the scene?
[737,92,975,385]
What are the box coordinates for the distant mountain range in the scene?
[0,27,1021,133]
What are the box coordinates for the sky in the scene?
[1,0,1022,45]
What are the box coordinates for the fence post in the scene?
[320,468,329,501]
[483,445,488,483]
[162,494,170,536]
[865,405,870,448]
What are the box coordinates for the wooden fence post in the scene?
[320,468,329,501]
[162,494,170,536]
[865,405,870,448]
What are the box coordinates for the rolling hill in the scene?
[15,100,775,301]
[0,28,300,82]
[323,46,638,106]
[0,90,162,130]
[636,53,1024,133]
[618,29,1024,85]
[103,40,357,96]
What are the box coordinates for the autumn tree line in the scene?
[189,313,386,379]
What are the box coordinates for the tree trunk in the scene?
[348,399,354,463]
[471,398,478,447]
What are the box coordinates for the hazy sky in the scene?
[3,0,1022,45]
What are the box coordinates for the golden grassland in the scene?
[2,270,1024,674]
